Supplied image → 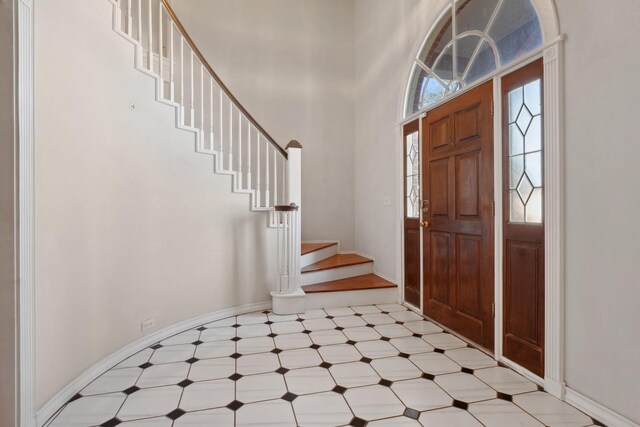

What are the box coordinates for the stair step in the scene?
[303,274,396,294]
[301,254,372,274]
[301,242,338,256]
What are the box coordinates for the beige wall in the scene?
[170,0,356,249]
[35,0,277,408]
[0,0,17,425]
[353,0,640,423]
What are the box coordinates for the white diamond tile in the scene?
[188,357,235,381]
[435,372,497,403]
[376,303,407,312]
[404,320,442,335]
[236,336,275,355]
[285,366,335,395]
[330,361,380,387]
[275,332,313,350]
[299,309,327,319]
[389,310,423,322]
[82,367,141,396]
[279,348,322,370]
[390,337,434,355]
[368,417,421,426]
[371,356,421,381]
[362,313,396,325]
[49,393,126,427]
[194,340,236,359]
[333,315,367,328]
[422,333,467,350]
[200,327,236,342]
[236,352,280,375]
[136,362,190,388]
[374,323,413,338]
[236,372,287,403]
[474,367,537,395]
[120,417,173,426]
[270,321,304,335]
[469,399,545,427]
[293,392,353,426]
[302,318,336,331]
[325,307,354,317]
[391,378,452,411]
[343,326,381,342]
[179,379,234,412]
[344,385,405,421]
[267,313,299,323]
[160,330,200,346]
[236,399,296,426]
[149,344,195,365]
[114,348,153,369]
[310,329,348,346]
[236,312,268,325]
[410,352,461,375]
[204,317,237,328]
[319,344,362,364]
[117,385,182,421]
[445,348,497,370]
[356,340,399,359]
[512,391,594,427]
[173,408,234,426]
[351,305,382,314]
[419,407,484,427]
[237,323,271,338]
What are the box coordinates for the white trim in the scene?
[37,301,272,426]
[565,388,640,427]
[499,356,544,387]
[17,0,36,425]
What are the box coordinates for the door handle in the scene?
[420,221,429,228]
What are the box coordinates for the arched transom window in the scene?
[405,0,543,117]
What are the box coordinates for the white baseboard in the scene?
[565,387,640,427]
[305,287,397,309]
[37,301,271,426]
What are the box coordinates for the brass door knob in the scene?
[420,221,429,228]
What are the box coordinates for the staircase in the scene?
[300,243,397,309]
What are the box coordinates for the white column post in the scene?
[286,140,302,292]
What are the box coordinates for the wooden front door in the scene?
[501,59,545,377]
[422,81,494,350]
[403,120,421,308]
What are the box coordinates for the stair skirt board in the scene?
[301,243,339,268]
[301,262,374,286]
[305,287,399,309]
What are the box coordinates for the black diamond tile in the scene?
[230,353,242,359]
[186,357,199,364]
[296,318,304,322]
[497,392,512,401]
[592,418,606,426]
[192,340,203,346]
[139,362,153,369]
[360,357,372,364]
[262,310,271,314]
[177,379,193,388]
[395,321,404,325]
[461,367,474,374]
[271,348,283,354]
[412,333,422,338]
[335,326,345,331]
[398,352,410,358]
[302,330,312,334]
[226,400,244,411]
[68,393,83,403]
[453,400,469,410]
[354,313,363,317]
[326,316,335,319]
[101,418,122,427]
[422,373,435,380]
[231,337,242,342]
[232,324,241,328]
[346,340,356,346]
[309,344,321,350]
[332,385,347,394]
[380,336,391,341]
[378,379,393,387]
[229,373,243,381]
[434,348,445,354]
[123,386,140,395]
[276,367,289,375]
[404,408,420,420]
[265,320,274,325]
[268,333,278,338]
[281,392,298,402]
[365,323,375,328]
[166,408,186,420]
[349,416,367,427]
[320,362,332,369]
[381,311,389,315]
[150,344,163,350]
[197,326,207,331]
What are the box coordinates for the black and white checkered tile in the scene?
[46,304,604,426]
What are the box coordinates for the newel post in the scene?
[270,141,305,315]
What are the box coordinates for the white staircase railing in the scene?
[109,0,305,310]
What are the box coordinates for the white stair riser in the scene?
[305,288,398,309]
[301,244,338,268]
[301,262,373,286]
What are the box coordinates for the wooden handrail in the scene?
[161,0,287,158]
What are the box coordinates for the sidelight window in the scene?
[405,131,420,218]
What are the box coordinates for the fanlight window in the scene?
[405,0,543,117]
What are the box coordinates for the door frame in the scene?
[399,37,566,398]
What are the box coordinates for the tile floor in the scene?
[46,304,603,426]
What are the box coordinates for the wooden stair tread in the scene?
[302,274,396,293]
[301,242,337,255]
[301,254,372,273]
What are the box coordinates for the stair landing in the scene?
[303,273,396,294]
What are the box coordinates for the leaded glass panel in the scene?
[406,132,420,218]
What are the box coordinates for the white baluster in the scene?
[200,64,204,135]
[219,91,224,166]
[238,114,243,189]
[190,52,194,128]
[228,100,233,171]
[247,123,252,194]
[158,3,164,98]
[210,78,214,151]
[180,36,184,118]
[256,135,261,207]
[272,145,277,205]
[147,0,153,71]
[264,136,270,206]
[137,0,142,43]
[169,22,174,102]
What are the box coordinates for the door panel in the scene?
[422,81,494,350]
[502,59,545,376]
[403,120,421,308]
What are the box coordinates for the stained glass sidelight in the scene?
[406,132,420,218]
[507,79,542,223]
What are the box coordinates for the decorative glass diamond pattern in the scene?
[507,79,543,223]
[405,132,420,218]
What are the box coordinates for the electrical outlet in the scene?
[141,318,155,332]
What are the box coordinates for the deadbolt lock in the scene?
[420,221,429,228]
